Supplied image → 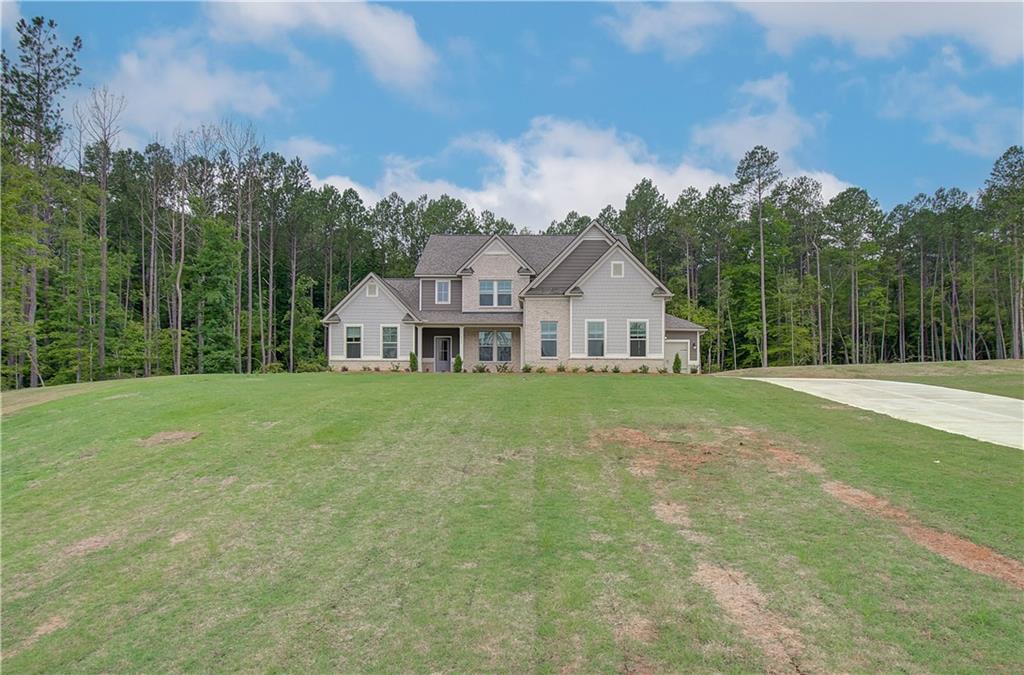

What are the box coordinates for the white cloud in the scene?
[740,2,1023,65]
[103,30,279,142]
[205,1,438,94]
[1,0,22,44]
[882,64,1022,158]
[275,135,337,163]
[691,73,815,161]
[600,3,730,60]
[316,117,732,228]
[691,73,850,199]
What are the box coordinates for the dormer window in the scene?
[435,279,450,304]
[611,261,624,278]
[366,282,379,298]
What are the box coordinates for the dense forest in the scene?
[2,17,1022,389]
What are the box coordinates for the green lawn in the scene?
[3,373,1022,672]
[720,359,1024,399]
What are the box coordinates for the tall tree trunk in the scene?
[288,234,298,372]
[757,192,768,368]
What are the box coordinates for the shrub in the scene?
[672,353,682,374]
[637,364,650,374]
[521,363,532,373]
[261,362,285,374]
[472,363,488,373]
[571,366,580,373]
[340,366,348,372]
[536,366,547,373]
[556,362,566,372]
[657,367,668,374]
[390,362,400,372]
[409,351,418,372]
[585,364,595,373]
[601,365,609,373]
[297,360,329,373]
[611,365,620,373]
[495,362,511,373]
[362,366,372,372]
[453,354,463,373]
[373,366,381,372]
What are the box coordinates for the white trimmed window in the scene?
[435,280,450,304]
[381,325,398,359]
[496,331,512,361]
[540,321,557,358]
[479,331,494,361]
[629,320,648,357]
[366,282,379,297]
[479,330,512,361]
[586,321,605,357]
[610,261,624,278]
[480,279,513,307]
[346,326,362,358]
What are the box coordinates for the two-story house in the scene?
[321,222,706,372]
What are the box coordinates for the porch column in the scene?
[696,332,702,374]
[459,326,465,360]
[416,326,422,372]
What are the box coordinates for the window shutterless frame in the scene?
[345,324,363,359]
[434,280,450,305]
[628,319,648,357]
[380,324,399,359]
[586,320,605,357]
[540,321,557,358]
[610,261,624,278]
[478,330,494,361]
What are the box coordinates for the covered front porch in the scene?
[413,323,522,372]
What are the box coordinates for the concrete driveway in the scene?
[749,378,1024,449]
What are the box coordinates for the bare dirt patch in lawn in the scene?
[823,480,1024,589]
[693,563,808,674]
[652,501,691,528]
[5,615,69,659]
[614,615,658,644]
[589,427,722,476]
[63,531,122,557]
[220,475,238,488]
[730,426,825,475]
[139,430,200,447]
[103,392,139,401]
[170,531,192,545]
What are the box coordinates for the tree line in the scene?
[2,17,1021,389]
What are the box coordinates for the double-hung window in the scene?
[435,280,450,304]
[586,321,605,357]
[479,331,494,361]
[479,330,513,361]
[496,331,512,361]
[540,321,557,358]
[381,325,398,359]
[629,321,648,357]
[480,280,513,307]
[346,326,362,359]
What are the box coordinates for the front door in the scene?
[435,337,452,372]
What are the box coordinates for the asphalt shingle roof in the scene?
[665,314,707,332]
[414,234,576,276]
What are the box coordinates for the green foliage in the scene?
[611,365,620,373]
[521,363,532,372]
[409,352,418,372]
[296,359,328,373]
[637,364,650,374]
[585,364,595,372]
[673,353,682,374]
[453,354,463,373]
[535,366,547,373]
[261,362,285,374]
[495,362,510,373]
[556,362,566,372]
[472,363,488,373]
[188,216,241,373]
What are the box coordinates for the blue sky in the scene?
[3,1,1022,226]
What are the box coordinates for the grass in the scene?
[2,372,1022,672]
[720,359,1024,399]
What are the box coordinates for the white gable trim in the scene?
[320,273,417,323]
[522,222,617,295]
[457,234,534,276]
[567,242,672,297]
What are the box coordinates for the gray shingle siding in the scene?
[421,279,462,310]
[328,286,413,359]
[530,240,610,294]
[570,250,664,357]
